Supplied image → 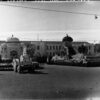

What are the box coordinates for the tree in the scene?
[26,43,36,58]
[95,44,100,53]
[78,45,88,54]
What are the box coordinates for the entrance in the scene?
[10,50,18,59]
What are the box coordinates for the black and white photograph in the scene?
[0,0,100,100]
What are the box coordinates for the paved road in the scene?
[0,64,100,100]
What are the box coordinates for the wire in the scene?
[0,3,98,17]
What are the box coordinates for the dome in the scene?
[7,35,20,43]
[62,34,73,42]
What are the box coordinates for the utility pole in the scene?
[37,33,39,41]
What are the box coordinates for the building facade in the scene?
[45,41,62,56]
[0,36,23,59]
[0,36,95,59]
[31,41,46,57]
[72,42,95,55]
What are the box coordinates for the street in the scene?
[0,64,100,100]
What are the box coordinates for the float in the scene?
[50,34,100,67]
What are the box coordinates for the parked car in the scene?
[12,54,40,73]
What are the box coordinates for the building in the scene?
[45,41,62,56]
[31,41,62,57]
[31,41,46,57]
[0,36,95,59]
[0,35,23,59]
[72,42,95,55]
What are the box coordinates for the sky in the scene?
[0,1,100,43]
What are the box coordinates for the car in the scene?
[12,55,40,73]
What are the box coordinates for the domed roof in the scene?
[7,35,20,43]
[62,34,73,42]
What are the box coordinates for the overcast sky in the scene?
[0,1,100,43]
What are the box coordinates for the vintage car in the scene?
[12,54,40,73]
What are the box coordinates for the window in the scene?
[59,46,61,50]
[53,46,55,50]
[56,46,58,50]
[4,48,6,51]
[46,52,49,56]
[50,52,52,56]
[53,52,55,56]
[46,46,49,50]
[50,46,52,50]
[37,45,40,50]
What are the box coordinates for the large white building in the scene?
[31,41,62,57]
[0,36,95,59]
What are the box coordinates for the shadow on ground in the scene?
[21,70,48,75]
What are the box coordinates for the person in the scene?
[47,55,52,64]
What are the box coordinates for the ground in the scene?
[0,64,99,100]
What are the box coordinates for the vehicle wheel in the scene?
[17,65,22,73]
